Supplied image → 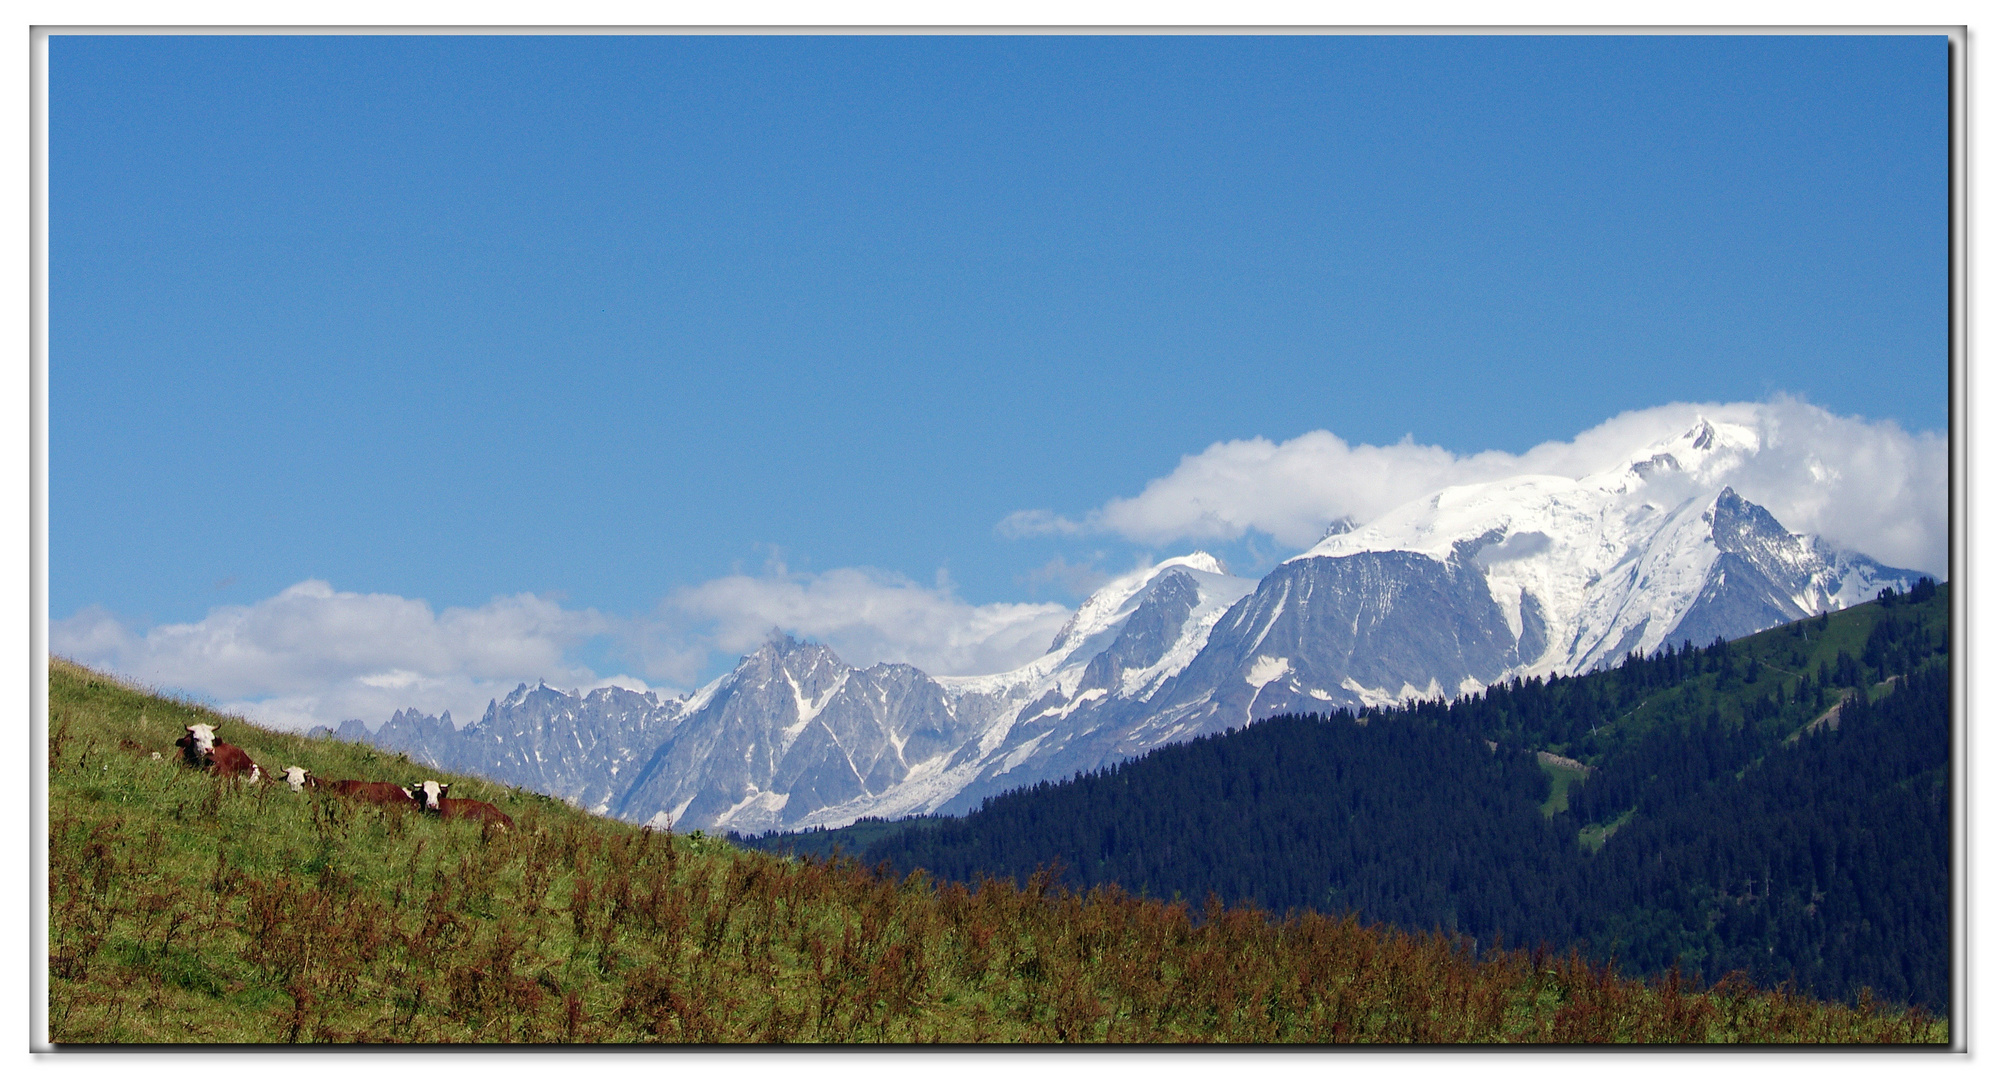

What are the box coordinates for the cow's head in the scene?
[281,766,310,792]
[176,724,218,764]
[412,779,451,811]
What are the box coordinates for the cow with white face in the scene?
[410,779,513,831]
[175,723,218,768]
[176,723,263,781]
[281,766,314,793]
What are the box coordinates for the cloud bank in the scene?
[52,581,624,733]
[55,568,1074,731]
[1003,398,1947,576]
[634,560,1073,686]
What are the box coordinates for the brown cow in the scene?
[210,743,262,781]
[324,778,418,807]
[282,767,416,807]
[176,724,262,782]
[410,779,513,831]
[440,799,514,829]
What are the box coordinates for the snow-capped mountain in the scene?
[1087,419,1917,745]
[332,417,1919,833]
[606,553,1258,832]
[1295,417,1898,675]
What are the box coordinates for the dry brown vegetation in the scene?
[47,659,1946,1044]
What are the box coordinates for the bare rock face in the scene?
[608,637,987,833]
[355,682,683,814]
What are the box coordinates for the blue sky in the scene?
[50,34,1949,725]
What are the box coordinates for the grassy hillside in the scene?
[46,658,1943,1043]
[1562,580,1949,763]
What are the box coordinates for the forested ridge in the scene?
[740,582,1952,1011]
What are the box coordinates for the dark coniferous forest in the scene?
[740,583,1952,1011]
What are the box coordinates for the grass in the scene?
[46,659,1948,1045]
[1537,756,1591,819]
[1577,809,1636,855]
[1611,592,1943,750]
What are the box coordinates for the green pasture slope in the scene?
[46,659,1944,1044]
[1537,756,1590,818]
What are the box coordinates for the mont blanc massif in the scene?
[331,418,1918,835]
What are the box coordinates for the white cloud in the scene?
[996,508,1086,538]
[1004,398,1947,576]
[637,560,1073,684]
[1018,554,1116,599]
[51,581,626,732]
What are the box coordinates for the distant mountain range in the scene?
[324,417,1919,833]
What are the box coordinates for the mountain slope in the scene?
[336,681,684,815]
[610,640,986,832]
[1199,419,1913,716]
